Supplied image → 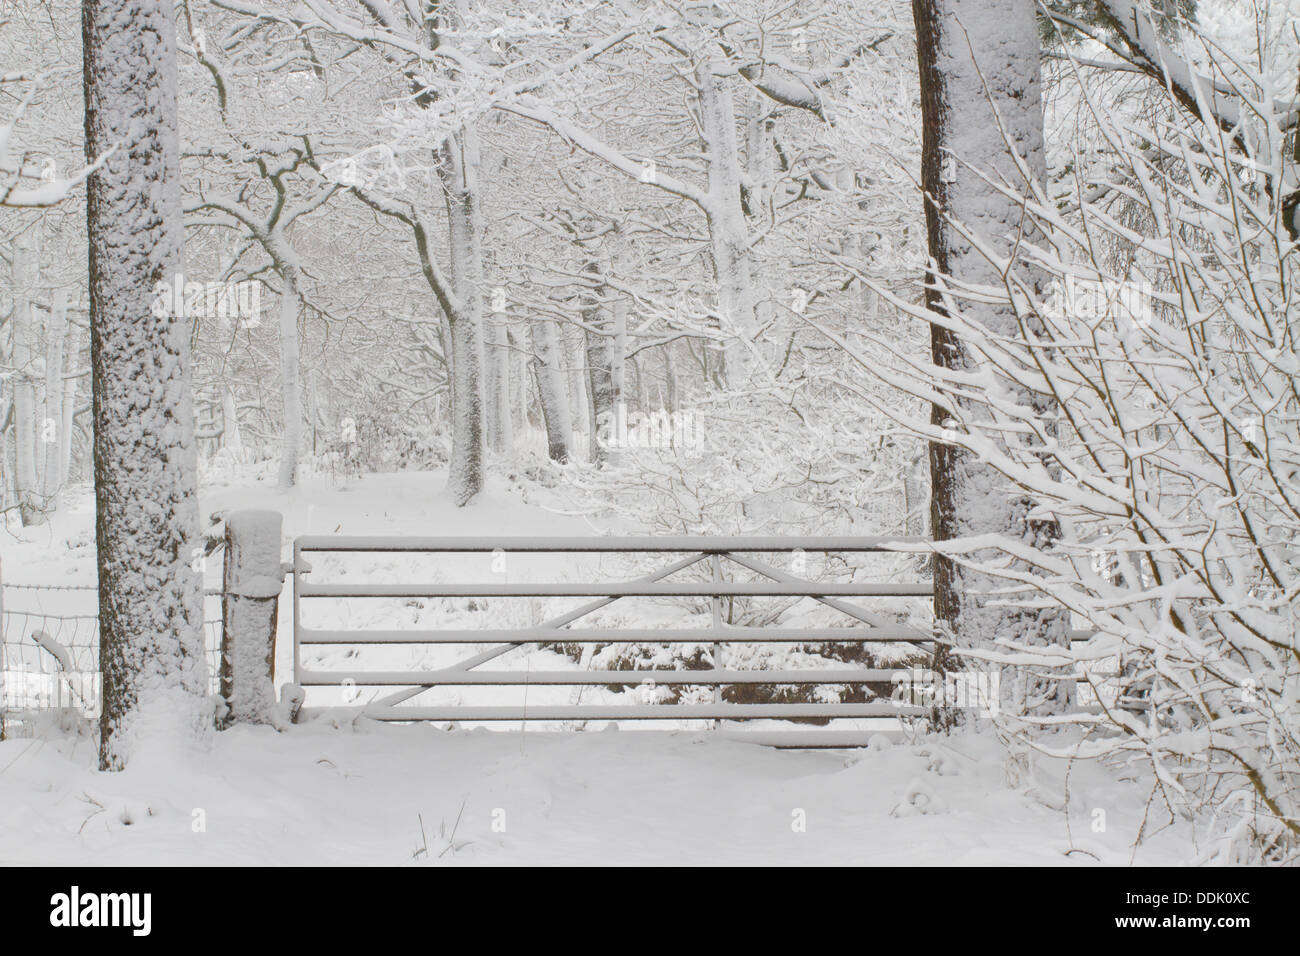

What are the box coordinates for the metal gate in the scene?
[291,535,938,742]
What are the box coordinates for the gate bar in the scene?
[295,535,929,552]
[296,581,935,598]
[296,667,906,685]
[300,702,926,720]
[295,625,933,644]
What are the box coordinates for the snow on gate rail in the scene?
[291,535,941,742]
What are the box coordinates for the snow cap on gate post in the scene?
[220,510,285,728]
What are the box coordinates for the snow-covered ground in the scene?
[1,719,1192,865]
[0,465,1194,865]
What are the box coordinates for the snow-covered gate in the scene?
[291,536,942,744]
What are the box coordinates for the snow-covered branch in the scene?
[0,73,112,207]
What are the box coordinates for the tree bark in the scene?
[275,272,302,490]
[530,318,571,462]
[221,383,244,459]
[567,324,590,457]
[581,262,616,463]
[58,316,78,490]
[438,124,486,505]
[913,0,1070,715]
[11,227,42,525]
[40,288,69,512]
[610,296,628,415]
[85,0,207,768]
[696,58,759,383]
[485,311,512,453]
[511,328,527,441]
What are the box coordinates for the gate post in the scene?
[220,510,284,727]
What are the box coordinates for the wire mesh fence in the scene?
[1,583,223,733]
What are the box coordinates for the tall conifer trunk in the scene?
[84,0,207,768]
[913,0,1070,715]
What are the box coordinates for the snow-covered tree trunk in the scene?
[11,227,42,525]
[438,125,486,505]
[498,323,513,452]
[0,277,8,514]
[221,383,244,459]
[903,449,928,538]
[913,0,1068,715]
[610,296,627,414]
[84,0,208,769]
[39,288,69,512]
[0,436,10,513]
[744,94,775,331]
[696,58,759,382]
[484,312,502,452]
[584,333,615,464]
[662,347,678,415]
[485,312,512,454]
[512,330,528,441]
[57,316,78,490]
[530,318,571,462]
[275,273,302,490]
[567,324,590,457]
[582,263,616,463]
[436,310,453,389]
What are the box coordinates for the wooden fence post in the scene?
[220,510,284,727]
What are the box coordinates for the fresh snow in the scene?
[0,720,1192,866]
